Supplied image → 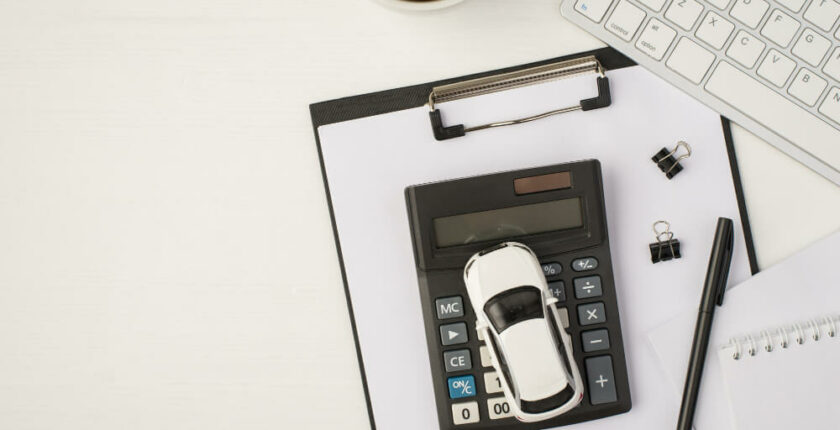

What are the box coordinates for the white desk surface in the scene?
[0,1,837,429]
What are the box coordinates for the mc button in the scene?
[435,296,464,320]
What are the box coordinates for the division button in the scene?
[541,262,563,279]
[451,401,480,425]
[548,280,566,302]
[585,356,618,404]
[577,302,607,326]
[572,257,599,271]
[440,322,469,346]
[574,276,603,299]
[443,349,473,372]
[435,296,464,319]
[581,329,611,352]
[448,375,477,399]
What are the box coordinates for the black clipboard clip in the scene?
[650,220,682,263]
[427,56,612,141]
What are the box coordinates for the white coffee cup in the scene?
[373,0,464,11]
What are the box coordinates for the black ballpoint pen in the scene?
[676,217,734,430]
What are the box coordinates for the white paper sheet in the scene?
[318,66,752,430]
[648,231,840,430]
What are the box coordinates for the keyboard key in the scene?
[479,345,492,367]
[638,0,668,12]
[585,356,618,404]
[804,0,840,32]
[571,257,599,271]
[443,349,472,372]
[707,0,732,9]
[448,375,477,399]
[788,68,828,106]
[776,0,806,12]
[436,296,464,319]
[665,0,704,30]
[819,87,840,125]
[792,29,831,66]
[824,48,840,81]
[487,397,514,420]
[729,0,770,28]
[758,49,797,86]
[452,401,480,425]
[730,0,769,28]
[667,37,716,83]
[574,275,604,298]
[441,322,469,346]
[558,307,570,328]
[578,302,607,325]
[696,11,735,50]
[606,0,647,41]
[760,9,800,47]
[726,30,766,68]
[582,329,611,352]
[484,371,503,394]
[706,62,840,168]
[636,19,678,60]
[575,0,614,22]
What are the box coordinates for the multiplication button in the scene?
[577,302,606,326]
[451,401,479,425]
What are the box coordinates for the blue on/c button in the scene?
[447,375,476,399]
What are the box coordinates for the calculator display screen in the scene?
[433,198,583,248]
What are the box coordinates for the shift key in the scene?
[635,19,677,60]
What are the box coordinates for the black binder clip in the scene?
[649,220,681,263]
[652,141,691,179]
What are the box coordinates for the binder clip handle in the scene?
[649,220,682,263]
[652,141,691,179]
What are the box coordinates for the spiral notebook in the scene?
[718,316,840,430]
[648,231,840,430]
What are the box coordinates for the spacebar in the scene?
[705,61,840,169]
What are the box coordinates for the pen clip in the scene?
[715,222,735,306]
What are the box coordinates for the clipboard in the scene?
[309,47,759,430]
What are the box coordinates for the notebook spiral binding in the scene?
[724,315,839,360]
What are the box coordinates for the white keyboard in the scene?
[561,0,840,185]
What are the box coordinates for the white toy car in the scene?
[463,241,584,422]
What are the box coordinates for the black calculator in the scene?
[405,160,631,429]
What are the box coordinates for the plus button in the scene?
[596,374,609,388]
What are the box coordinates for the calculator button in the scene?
[558,307,570,329]
[441,322,469,346]
[581,329,611,352]
[448,375,477,399]
[487,397,514,419]
[574,276,603,299]
[443,349,472,372]
[541,262,562,279]
[578,302,607,326]
[571,257,599,271]
[451,401,480,425]
[479,346,492,367]
[585,356,618,404]
[484,371,504,394]
[548,280,566,302]
[435,296,464,320]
